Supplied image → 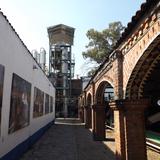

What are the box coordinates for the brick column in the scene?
[110,99,149,160]
[84,105,89,128]
[84,105,92,129]
[88,106,92,128]
[123,99,149,160]
[110,101,126,160]
[79,106,84,123]
[92,104,105,141]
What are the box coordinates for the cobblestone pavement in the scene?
[20,118,159,160]
[20,118,115,160]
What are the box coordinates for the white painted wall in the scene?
[0,12,55,157]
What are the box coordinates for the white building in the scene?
[0,11,55,159]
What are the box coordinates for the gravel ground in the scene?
[20,118,159,160]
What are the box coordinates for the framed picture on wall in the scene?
[50,96,53,113]
[33,87,44,118]
[9,73,31,133]
[45,94,49,114]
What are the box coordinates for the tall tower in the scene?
[47,24,75,117]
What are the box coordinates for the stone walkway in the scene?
[20,118,115,160]
[20,118,159,160]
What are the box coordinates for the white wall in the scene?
[0,12,55,157]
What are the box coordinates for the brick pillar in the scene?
[88,106,92,128]
[110,99,149,160]
[84,105,89,128]
[123,99,149,160]
[79,106,84,123]
[110,101,126,160]
[84,106,92,128]
[92,104,105,141]
[84,105,92,129]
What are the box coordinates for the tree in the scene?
[82,21,124,64]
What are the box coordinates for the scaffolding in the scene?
[47,24,75,117]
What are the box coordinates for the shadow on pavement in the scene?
[55,118,116,160]
[20,118,116,160]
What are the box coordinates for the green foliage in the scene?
[82,21,124,64]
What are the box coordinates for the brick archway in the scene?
[86,93,92,105]
[80,1,160,159]
[113,35,160,160]
[95,81,114,104]
[92,81,114,140]
[125,34,160,99]
[123,34,160,159]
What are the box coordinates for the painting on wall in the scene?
[9,73,31,133]
[50,96,53,113]
[33,87,44,118]
[45,94,49,114]
[0,64,4,131]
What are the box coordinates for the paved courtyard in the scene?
[20,118,159,160]
[20,118,115,160]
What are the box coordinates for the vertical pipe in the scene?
[69,46,72,99]
[62,46,68,117]
[49,44,51,74]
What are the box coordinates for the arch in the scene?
[95,81,114,104]
[93,80,115,141]
[125,34,160,99]
[86,93,92,106]
[96,76,114,91]
[142,58,160,135]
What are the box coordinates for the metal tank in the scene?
[32,49,38,61]
[40,48,46,71]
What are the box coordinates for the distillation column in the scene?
[47,24,75,117]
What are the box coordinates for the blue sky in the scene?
[1,0,145,77]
